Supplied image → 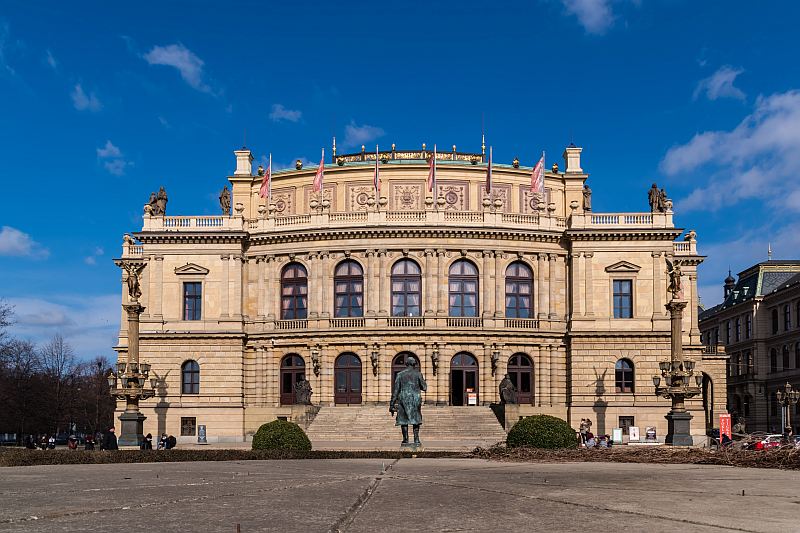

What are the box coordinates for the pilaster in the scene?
[584,252,594,317]
[538,253,548,320]
[548,254,558,320]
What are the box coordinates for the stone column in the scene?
[437,249,448,316]
[424,249,435,316]
[378,250,389,316]
[366,250,377,317]
[231,255,242,318]
[118,301,146,447]
[221,254,230,318]
[257,257,266,319]
[538,253,548,320]
[584,252,594,316]
[265,344,278,405]
[495,252,504,318]
[269,256,280,321]
[320,252,331,318]
[308,253,319,319]
[652,252,662,320]
[689,274,700,344]
[256,346,265,406]
[482,251,493,318]
[577,252,586,316]
[548,254,558,320]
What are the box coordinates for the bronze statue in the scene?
[123,264,143,301]
[156,187,168,216]
[389,356,427,446]
[666,257,683,299]
[295,375,313,405]
[582,184,592,212]
[499,373,517,405]
[219,185,231,215]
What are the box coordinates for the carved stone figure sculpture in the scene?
[146,192,158,215]
[648,183,659,212]
[295,375,313,405]
[123,264,143,301]
[582,184,592,212]
[219,185,231,215]
[389,357,427,446]
[659,188,668,212]
[666,258,683,299]
[499,374,518,405]
[156,187,168,216]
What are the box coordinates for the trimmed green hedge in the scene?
[507,415,578,449]
[252,420,312,451]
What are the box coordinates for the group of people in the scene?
[139,433,177,450]
[577,418,613,448]
[21,428,177,451]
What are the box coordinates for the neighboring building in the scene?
[114,142,725,444]
[700,261,800,434]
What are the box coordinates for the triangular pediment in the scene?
[174,263,210,275]
[605,261,641,273]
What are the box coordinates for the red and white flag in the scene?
[485,146,493,194]
[373,145,380,194]
[259,153,272,199]
[427,144,437,193]
[313,148,324,192]
[530,151,545,193]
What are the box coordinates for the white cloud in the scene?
[561,0,614,35]
[0,226,49,259]
[157,115,170,128]
[0,226,49,258]
[693,66,746,101]
[84,246,104,265]
[96,140,131,176]
[7,294,120,359]
[661,90,800,212]
[143,43,211,93]
[44,49,57,70]
[71,83,102,112]
[269,103,302,123]
[0,20,17,76]
[343,121,385,148]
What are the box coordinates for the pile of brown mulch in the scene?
[472,444,800,470]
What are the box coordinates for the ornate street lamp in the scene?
[652,260,702,446]
[775,382,800,436]
[109,261,156,447]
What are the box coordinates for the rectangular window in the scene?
[735,318,741,342]
[725,321,731,344]
[619,416,634,434]
[746,313,752,339]
[183,282,202,320]
[180,417,197,437]
[612,280,633,318]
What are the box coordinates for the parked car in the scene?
[747,434,785,450]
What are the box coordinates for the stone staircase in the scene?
[305,405,507,447]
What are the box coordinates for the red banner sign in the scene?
[719,414,732,442]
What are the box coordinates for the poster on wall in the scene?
[645,427,657,441]
[719,414,732,441]
[612,428,623,443]
[629,426,640,442]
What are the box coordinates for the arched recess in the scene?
[280,354,306,405]
[392,352,418,393]
[334,353,362,405]
[507,353,534,405]
[450,352,478,406]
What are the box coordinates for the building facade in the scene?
[700,261,800,434]
[114,142,725,443]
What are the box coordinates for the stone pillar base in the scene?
[118,411,147,448]
[665,410,693,446]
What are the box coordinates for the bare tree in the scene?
[0,299,13,348]
[0,339,39,441]
[37,334,79,434]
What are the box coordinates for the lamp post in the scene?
[108,262,156,447]
[652,298,702,446]
[775,382,800,437]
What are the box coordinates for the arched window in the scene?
[391,259,421,317]
[505,262,533,318]
[449,259,479,317]
[181,360,199,394]
[770,348,778,373]
[334,260,364,317]
[280,354,305,405]
[281,263,308,320]
[772,309,779,334]
[507,353,534,404]
[784,304,791,331]
[783,345,790,370]
[615,359,634,393]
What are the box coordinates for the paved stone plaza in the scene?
[1,458,798,532]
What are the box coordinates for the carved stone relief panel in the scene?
[520,187,551,214]
[436,181,468,211]
[390,181,423,211]
[303,183,336,211]
[489,183,512,212]
[346,182,374,212]
[271,187,295,215]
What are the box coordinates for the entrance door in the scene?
[392,352,418,394]
[507,353,534,405]
[450,352,478,406]
[280,354,306,405]
[334,353,362,405]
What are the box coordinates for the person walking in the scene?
[101,427,118,451]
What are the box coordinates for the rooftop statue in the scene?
[219,185,231,216]
[123,263,144,301]
[666,257,683,299]
[390,356,427,447]
[156,187,168,216]
[648,183,669,213]
[582,184,592,212]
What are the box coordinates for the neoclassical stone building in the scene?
[114,142,725,443]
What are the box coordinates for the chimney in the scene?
[562,144,583,173]
[234,147,254,176]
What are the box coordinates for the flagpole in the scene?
[268,153,272,199]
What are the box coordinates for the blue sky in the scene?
[2,0,799,358]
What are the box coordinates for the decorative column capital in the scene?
[123,302,146,317]
[538,252,548,261]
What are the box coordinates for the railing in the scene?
[703,344,726,355]
[446,317,483,328]
[329,212,368,223]
[673,241,698,255]
[386,211,427,221]
[505,318,539,329]
[275,319,308,330]
[502,213,539,225]
[123,244,143,256]
[164,216,225,228]
[444,211,484,222]
[275,214,312,226]
[329,317,365,328]
[590,213,653,225]
[387,317,424,328]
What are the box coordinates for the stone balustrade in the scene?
[568,211,673,230]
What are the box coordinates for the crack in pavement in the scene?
[329,459,399,533]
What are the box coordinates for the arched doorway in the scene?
[280,354,306,405]
[392,352,418,393]
[507,353,534,405]
[451,352,478,406]
[334,353,362,405]
[702,373,713,430]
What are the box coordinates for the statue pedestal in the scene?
[401,442,423,451]
[664,410,694,446]
[118,411,147,448]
